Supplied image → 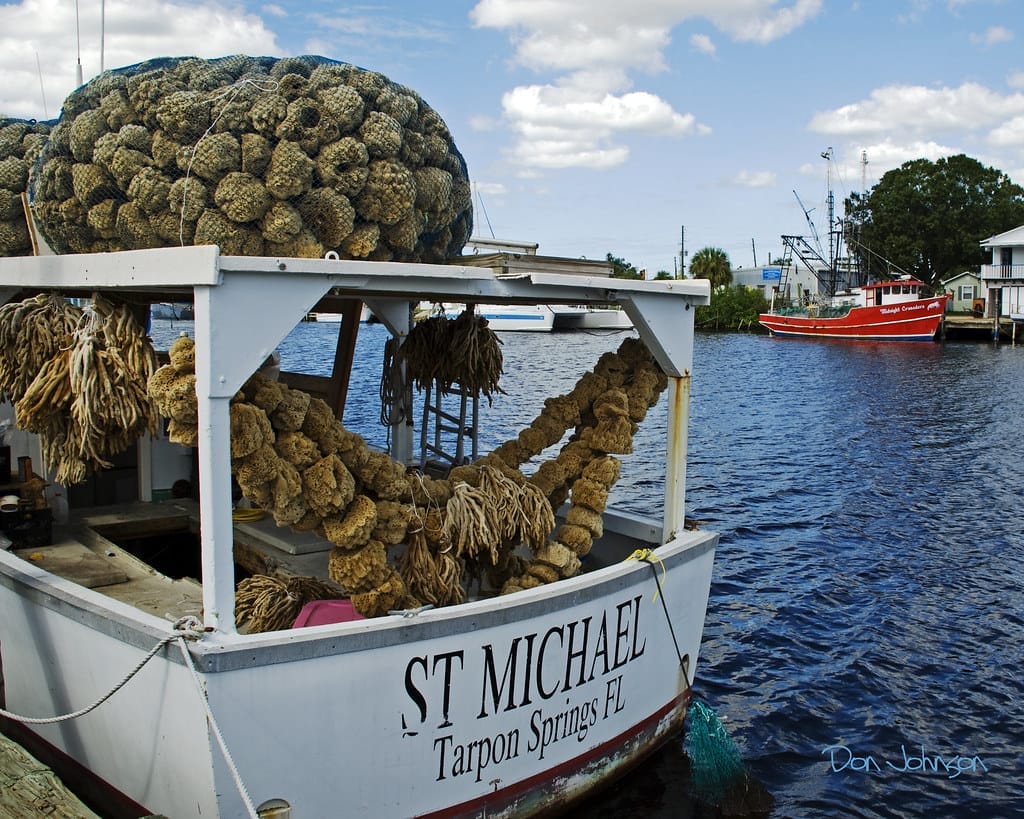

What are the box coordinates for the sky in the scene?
[1,0,1022,276]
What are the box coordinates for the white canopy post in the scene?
[192,264,337,633]
[663,374,691,542]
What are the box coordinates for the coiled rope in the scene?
[0,616,259,819]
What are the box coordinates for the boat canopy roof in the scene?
[0,246,710,378]
[862,277,926,290]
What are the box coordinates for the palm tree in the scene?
[689,247,732,289]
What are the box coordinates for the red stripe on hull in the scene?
[418,690,690,818]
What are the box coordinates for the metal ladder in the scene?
[418,380,479,470]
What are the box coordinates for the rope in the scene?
[0,616,259,819]
[173,618,260,819]
[378,335,403,428]
[626,547,666,601]
[626,548,690,688]
[232,506,266,523]
[0,617,203,725]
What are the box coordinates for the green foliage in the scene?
[606,252,643,279]
[653,270,673,280]
[846,154,1024,286]
[689,247,732,289]
[695,285,768,331]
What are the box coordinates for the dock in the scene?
[0,731,101,818]
[940,314,1020,342]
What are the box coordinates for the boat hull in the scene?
[0,526,715,819]
[758,297,947,340]
[552,307,633,331]
[309,305,372,323]
[478,305,555,332]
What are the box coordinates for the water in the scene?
[152,320,1024,818]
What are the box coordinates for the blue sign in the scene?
[762,267,782,281]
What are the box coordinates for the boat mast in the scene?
[822,147,837,294]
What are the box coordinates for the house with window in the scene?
[980,225,1024,318]
[940,271,983,313]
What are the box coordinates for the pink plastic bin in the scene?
[292,599,365,628]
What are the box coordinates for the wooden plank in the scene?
[280,297,364,419]
[12,544,129,588]
[98,576,203,623]
[0,731,102,818]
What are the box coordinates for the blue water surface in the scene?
[151,319,1024,818]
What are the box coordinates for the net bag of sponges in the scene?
[28,55,472,262]
[0,117,54,257]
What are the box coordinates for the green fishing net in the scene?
[684,700,774,815]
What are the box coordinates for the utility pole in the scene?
[679,225,685,279]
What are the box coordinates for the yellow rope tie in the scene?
[232,507,266,523]
[626,547,667,601]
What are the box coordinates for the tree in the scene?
[688,247,732,289]
[695,285,768,331]
[653,270,673,280]
[606,253,643,279]
[845,154,1024,287]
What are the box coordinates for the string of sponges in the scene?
[146,333,667,627]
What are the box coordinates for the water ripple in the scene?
[150,322,1023,817]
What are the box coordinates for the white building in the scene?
[980,225,1024,318]
[730,262,820,302]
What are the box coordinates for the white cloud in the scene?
[473,181,508,197]
[470,0,817,171]
[989,115,1024,148]
[0,0,279,119]
[306,10,452,43]
[262,4,286,18]
[690,33,717,57]
[810,139,963,185]
[1008,71,1024,90]
[500,77,708,169]
[732,170,776,188]
[969,26,1013,47]
[808,82,1024,139]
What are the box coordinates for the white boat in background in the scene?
[552,305,634,331]
[308,304,373,323]
[456,238,634,332]
[0,246,715,818]
[430,302,555,331]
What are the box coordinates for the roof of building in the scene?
[980,224,1024,248]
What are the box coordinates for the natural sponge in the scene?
[30,55,472,261]
[1,117,53,257]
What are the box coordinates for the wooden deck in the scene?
[7,499,338,625]
[0,731,102,818]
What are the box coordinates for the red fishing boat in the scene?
[758,277,948,341]
[760,148,948,341]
